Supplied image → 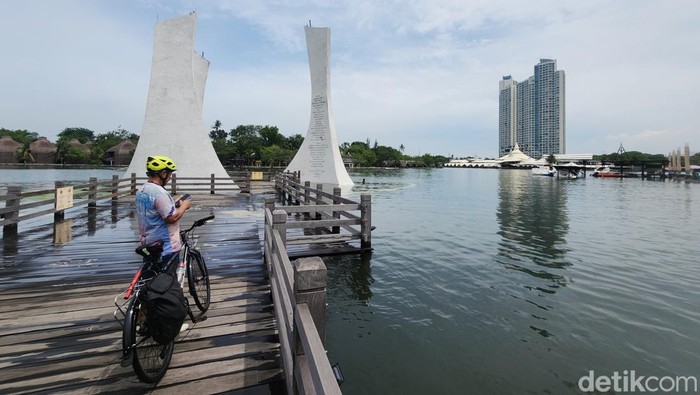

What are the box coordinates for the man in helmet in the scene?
[135,155,191,269]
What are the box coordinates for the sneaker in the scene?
[180,323,189,333]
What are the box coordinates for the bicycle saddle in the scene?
[135,241,163,262]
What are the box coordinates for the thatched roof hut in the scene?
[69,139,92,154]
[0,135,23,163]
[104,140,136,166]
[29,137,57,164]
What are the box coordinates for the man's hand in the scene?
[166,196,191,224]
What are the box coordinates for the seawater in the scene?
[2,167,699,394]
[329,168,700,394]
[0,168,124,193]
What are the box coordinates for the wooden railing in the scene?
[264,208,342,395]
[1,173,243,237]
[124,173,238,195]
[1,175,132,235]
[274,172,371,251]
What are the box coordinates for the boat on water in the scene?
[559,169,583,179]
[592,166,624,178]
[531,166,557,177]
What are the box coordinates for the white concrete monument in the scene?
[285,26,354,191]
[125,12,235,187]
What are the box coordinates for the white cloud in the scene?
[1,0,699,157]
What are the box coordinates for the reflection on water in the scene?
[495,170,571,341]
[496,170,570,288]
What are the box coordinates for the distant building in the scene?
[342,156,356,168]
[104,140,136,166]
[29,137,57,163]
[499,59,566,158]
[68,139,91,153]
[0,135,23,163]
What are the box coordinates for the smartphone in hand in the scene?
[175,194,191,207]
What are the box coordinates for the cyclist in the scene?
[135,155,191,276]
[135,155,191,332]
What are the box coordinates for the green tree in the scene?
[57,127,94,144]
[286,134,304,150]
[261,144,293,166]
[258,125,285,147]
[0,128,38,148]
[56,127,95,164]
[230,125,263,166]
[92,128,138,163]
[212,139,236,166]
[546,154,557,165]
[209,120,227,140]
[63,145,91,164]
[690,152,700,165]
[345,141,375,167]
[373,145,403,166]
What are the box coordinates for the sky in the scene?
[1,0,699,158]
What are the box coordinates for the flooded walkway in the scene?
[0,193,283,394]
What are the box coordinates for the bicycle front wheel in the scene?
[129,298,174,383]
[186,250,210,312]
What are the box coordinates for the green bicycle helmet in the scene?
[146,155,177,172]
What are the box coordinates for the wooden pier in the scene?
[0,194,284,394]
[1,174,370,394]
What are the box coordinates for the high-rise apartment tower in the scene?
[499,59,565,158]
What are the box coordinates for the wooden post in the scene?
[87,204,97,235]
[130,173,137,195]
[304,181,311,221]
[111,175,119,204]
[273,209,287,247]
[294,256,328,351]
[88,177,97,207]
[332,187,341,234]
[265,198,275,213]
[360,194,372,249]
[286,175,293,206]
[281,173,287,205]
[210,173,216,195]
[315,184,323,221]
[171,173,177,195]
[3,186,21,237]
[293,176,300,205]
[54,181,65,223]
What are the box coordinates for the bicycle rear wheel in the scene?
[186,250,210,312]
[128,298,174,383]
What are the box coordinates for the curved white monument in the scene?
[285,26,354,191]
[125,12,235,187]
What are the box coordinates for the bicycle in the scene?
[114,215,214,383]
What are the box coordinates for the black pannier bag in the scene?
[141,272,188,344]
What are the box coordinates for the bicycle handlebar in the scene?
[184,215,215,233]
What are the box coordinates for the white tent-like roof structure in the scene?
[498,143,533,164]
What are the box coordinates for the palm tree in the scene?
[209,120,226,140]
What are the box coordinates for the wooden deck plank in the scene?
[0,199,284,394]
